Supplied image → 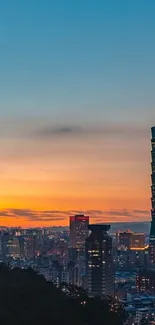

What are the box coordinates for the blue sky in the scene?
[0,0,155,225]
[0,0,155,124]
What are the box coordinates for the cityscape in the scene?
[0,127,154,324]
[0,1,155,324]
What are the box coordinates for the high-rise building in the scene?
[116,231,147,270]
[117,230,132,250]
[24,235,36,259]
[116,231,145,250]
[1,232,10,259]
[136,269,155,294]
[7,237,20,258]
[69,215,89,285]
[149,126,155,264]
[70,214,89,249]
[130,233,145,250]
[86,224,115,297]
[18,236,25,258]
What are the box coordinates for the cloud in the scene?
[35,126,82,138]
[0,208,150,224]
[133,209,149,214]
[33,123,148,140]
[104,209,149,218]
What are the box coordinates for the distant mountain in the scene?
[109,221,150,234]
[43,221,150,235]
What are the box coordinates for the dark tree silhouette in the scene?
[0,264,127,325]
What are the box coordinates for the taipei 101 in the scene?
[0,1,155,324]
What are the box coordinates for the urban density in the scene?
[0,2,154,324]
[0,127,155,325]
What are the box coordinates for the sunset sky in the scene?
[0,0,155,227]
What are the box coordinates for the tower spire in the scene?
[149,127,155,264]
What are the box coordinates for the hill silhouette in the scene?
[0,264,126,325]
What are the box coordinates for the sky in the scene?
[0,0,155,227]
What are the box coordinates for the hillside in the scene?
[0,264,126,325]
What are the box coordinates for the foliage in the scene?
[0,264,126,325]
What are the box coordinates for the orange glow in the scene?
[130,245,149,251]
[0,128,151,227]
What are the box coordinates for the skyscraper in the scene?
[7,237,20,258]
[24,235,36,259]
[136,269,155,294]
[69,214,89,250]
[86,224,115,297]
[117,230,132,250]
[149,126,155,264]
[69,215,89,286]
[116,231,145,250]
[130,233,145,250]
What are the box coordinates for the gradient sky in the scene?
[0,0,155,227]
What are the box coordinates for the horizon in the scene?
[0,1,155,227]
[0,220,151,230]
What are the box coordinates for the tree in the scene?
[0,265,126,325]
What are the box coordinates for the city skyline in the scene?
[149,127,155,264]
[0,1,155,227]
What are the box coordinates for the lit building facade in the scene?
[7,237,20,258]
[86,224,115,297]
[24,235,36,259]
[70,214,89,249]
[130,233,145,250]
[149,126,155,264]
[116,231,148,270]
[1,232,10,259]
[136,269,155,294]
[116,231,145,251]
[69,215,89,286]
[118,231,132,250]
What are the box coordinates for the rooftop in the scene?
[152,126,155,139]
[88,224,111,232]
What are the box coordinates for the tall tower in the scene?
[69,214,89,260]
[69,215,89,286]
[86,224,115,297]
[149,126,155,264]
[70,214,89,249]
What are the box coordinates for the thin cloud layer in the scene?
[33,123,149,139]
[0,119,149,140]
[0,119,151,228]
[35,126,82,138]
[0,208,150,224]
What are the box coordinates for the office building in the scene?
[69,214,89,286]
[136,269,155,294]
[7,237,20,258]
[118,230,132,250]
[69,214,89,260]
[116,231,148,270]
[117,231,145,250]
[1,232,10,259]
[149,126,155,264]
[24,235,36,259]
[130,233,145,250]
[18,236,25,258]
[135,308,151,325]
[70,214,89,248]
[86,224,114,297]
